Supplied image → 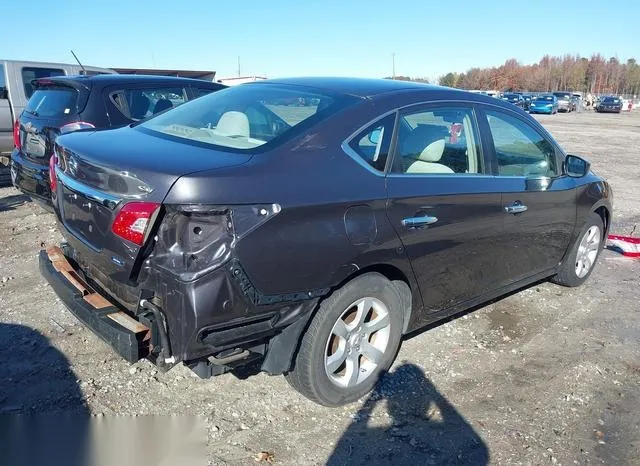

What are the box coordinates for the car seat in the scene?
[401,124,454,174]
[214,111,250,138]
[153,98,173,114]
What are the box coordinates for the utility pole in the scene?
[237,56,241,77]
[392,53,396,79]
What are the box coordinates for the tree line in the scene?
[434,54,640,96]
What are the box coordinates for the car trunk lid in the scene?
[54,126,253,282]
[18,79,91,164]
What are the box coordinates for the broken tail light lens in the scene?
[112,202,161,246]
[13,120,21,150]
[151,204,281,281]
[59,121,95,135]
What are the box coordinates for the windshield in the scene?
[139,84,356,151]
[24,86,80,118]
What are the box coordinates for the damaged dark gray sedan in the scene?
[41,78,612,406]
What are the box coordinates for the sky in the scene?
[2,0,638,81]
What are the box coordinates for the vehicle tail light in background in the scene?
[59,121,95,135]
[13,120,21,150]
[49,152,58,193]
[112,202,161,246]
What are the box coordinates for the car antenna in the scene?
[70,50,87,75]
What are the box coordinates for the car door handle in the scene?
[401,215,438,228]
[504,203,528,214]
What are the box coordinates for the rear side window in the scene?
[24,87,79,118]
[140,85,355,151]
[192,87,219,98]
[348,114,395,172]
[110,87,188,121]
[21,67,65,98]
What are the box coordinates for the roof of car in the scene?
[40,74,223,86]
[250,77,444,97]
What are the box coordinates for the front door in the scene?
[385,104,506,318]
[480,108,576,283]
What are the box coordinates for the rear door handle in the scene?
[504,202,528,214]
[401,215,438,228]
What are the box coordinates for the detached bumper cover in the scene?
[39,247,151,363]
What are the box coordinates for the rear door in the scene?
[479,107,576,282]
[385,103,506,315]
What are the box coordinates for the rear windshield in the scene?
[602,97,620,103]
[139,85,357,151]
[535,95,554,101]
[553,93,571,99]
[24,87,80,118]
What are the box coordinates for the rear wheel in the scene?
[285,273,403,406]
[552,212,604,287]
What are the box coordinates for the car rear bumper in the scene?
[10,148,52,205]
[39,246,151,363]
[43,235,321,374]
[530,107,553,114]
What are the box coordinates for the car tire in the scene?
[551,212,604,287]
[285,272,403,406]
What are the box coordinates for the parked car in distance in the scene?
[553,92,574,112]
[596,96,623,113]
[11,74,226,206]
[521,94,533,111]
[529,94,559,114]
[41,78,612,406]
[501,93,525,109]
[0,59,115,183]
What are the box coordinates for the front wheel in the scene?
[551,212,604,287]
[285,273,403,406]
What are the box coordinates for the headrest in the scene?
[417,139,445,162]
[215,111,250,138]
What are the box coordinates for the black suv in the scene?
[11,75,225,206]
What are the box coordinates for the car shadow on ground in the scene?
[0,323,90,466]
[0,194,31,212]
[327,363,489,465]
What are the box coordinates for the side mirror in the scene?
[565,154,590,178]
[0,87,8,99]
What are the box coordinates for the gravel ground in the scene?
[0,110,639,465]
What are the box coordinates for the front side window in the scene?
[140,85,355,151]
[486,110,558,177]
[21,67,65,98]
[392,106,482,175]
[348,114,395,172]
[110,87,188,120]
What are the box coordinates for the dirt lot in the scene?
[1,110,639,465]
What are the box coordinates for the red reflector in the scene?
[13,120,21,150]
[112,202,160,246]
[49,153,58,193]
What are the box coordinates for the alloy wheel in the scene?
[575,225,601,278]
[324,297,391,388]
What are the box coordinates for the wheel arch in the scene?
[332,263,417,335]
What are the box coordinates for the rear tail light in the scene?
[112,202,161,246]
[13,120,21,150]
[59,121,95,135]
[49,152,58,193]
